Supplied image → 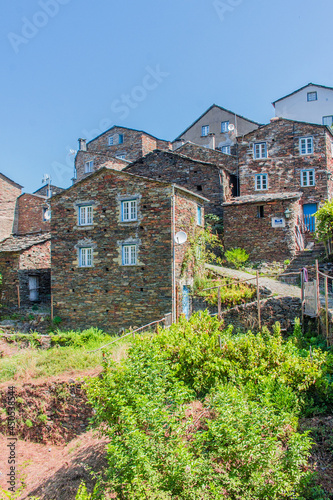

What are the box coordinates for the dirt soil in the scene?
[0,430,109,499]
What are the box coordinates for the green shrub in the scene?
[224,247,249,269]
[84,312,331,499]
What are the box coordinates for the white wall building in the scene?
[273,83,333,126]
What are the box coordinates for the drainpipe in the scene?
[172,185,176,323]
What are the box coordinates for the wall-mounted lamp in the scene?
[284,208,292,219]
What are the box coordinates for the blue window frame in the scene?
[255,174,268,190]
[202,125,209,136]
[122,244,137,265]
[197,205,202,225]
[118,134,124,144]
[221,121,229,133]
[121,199,137,221]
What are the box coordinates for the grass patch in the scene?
[0,328,129,383]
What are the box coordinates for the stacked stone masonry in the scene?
[0,174,22,241]
[51,168,204,332]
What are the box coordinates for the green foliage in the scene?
[50,327,109,348]
[181,223,223,279]
[204,213,223,233]
[25,419,33,428]
[315,199,333,242]
[52,315,62,325]
[85,312,333,499]
[38,413,48,423]
[224,247,249,269]
[194,274,256,308]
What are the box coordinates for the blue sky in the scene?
[1,0,333,192]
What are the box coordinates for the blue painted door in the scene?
[182,285,190,319]
[303,203,317,232]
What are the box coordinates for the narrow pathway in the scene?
[206,264,301,299]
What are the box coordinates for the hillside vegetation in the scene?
[83,312,333,499]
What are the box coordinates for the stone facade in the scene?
[125,150,229,217]
[174,104,260,152]
[14,193,50,235]
[223,193,302,261]
[51,168,205,332]
[0,235,51,306]
[74,150,128,184]
[237,118,333,204]
[0,173,22,241]
[74,126,171,183]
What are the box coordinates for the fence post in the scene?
[218,286,221,321]
[301,271,304,334]
[315,260,320,316]
[51,294,53,321]
[325,276,329,348]
[17,285,20,310]
[256,271,261,330]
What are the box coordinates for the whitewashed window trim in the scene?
[79,205,93,226]
[299,137,313,155]
[253,142,267,159]
[222,146,230,154]
[79,247,93,267]
[121,199,138,222]
[255,174,268,191]
[301,169,315,187]
[122,244,137,265]
[108,135,114,145]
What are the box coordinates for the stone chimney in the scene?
[207,133,216,150]
[172,138,185,151]
[78,138,87,151]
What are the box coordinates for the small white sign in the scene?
[271,217,285,228]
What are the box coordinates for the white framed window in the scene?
[307,91,317,102]
[222,145,231,154]
[79,205,93,225]
[255,174,268,190]
[108,135,114,145]
[84,160,94,173]
[121,199,137,221]
[301,169,315,187]
[197,205,202,225]
[253,142,267,159]
[79,247,92,267]
[202,125,209,136]
[221,121,229,133]
[122,244,137,265]
[323,116,333,127]
[116,154,126,160]
[299,137,313,155]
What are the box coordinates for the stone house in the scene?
[223,117,333,260]
[173,104,260,154]
[125,149,233,218]
[272,83,333,126]
[0,173,22,242]
[0,233,51,307]
[51,167,207,332]
[13,193,51,235]
[74,125,172,183]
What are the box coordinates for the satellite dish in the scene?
[175,231,187,245]
[228,124,235,131]
[44,210,51,221]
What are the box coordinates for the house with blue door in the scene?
[222,117,333,261]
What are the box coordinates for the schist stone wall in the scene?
[75,151,128,183]
[51,168,201,332]
[74,127,171,183]
[223,195,301,261]
[0,174,22,241]
[238,118,333,204]
[14,194,50,235]
[125,150,226,216]
[175,142,238,175]
[0,240,51,306]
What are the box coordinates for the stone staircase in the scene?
[278,240,326,284]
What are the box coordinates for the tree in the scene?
[315,199,333,256]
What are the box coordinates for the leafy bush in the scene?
[224,247,249,269]
[194,275,256,308]
[84,312,332,499]
[50,328,110,348]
